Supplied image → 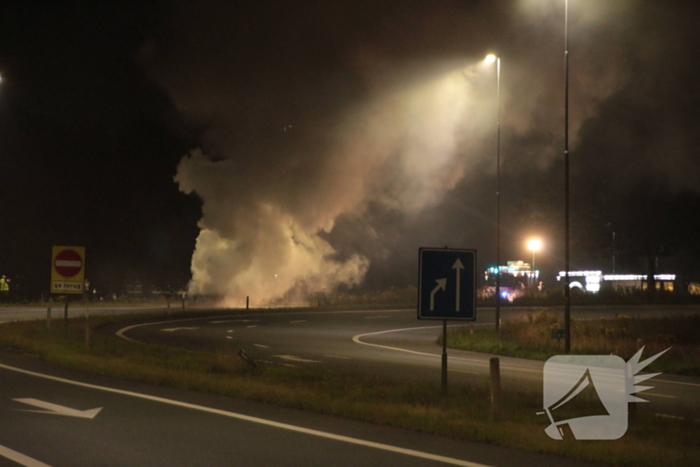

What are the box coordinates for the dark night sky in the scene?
[1,0,699,302]
[0,0,201,297]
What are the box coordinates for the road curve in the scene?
[116,306,700,420]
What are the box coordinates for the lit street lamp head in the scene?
[527,238,542,252]
[484,54,497,64]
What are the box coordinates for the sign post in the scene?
[51,246,85,338]
[418,247,476,393]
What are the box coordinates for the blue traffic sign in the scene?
[418,248,476,320]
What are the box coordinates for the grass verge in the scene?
[0,310,697,466]
[446,311,700,376]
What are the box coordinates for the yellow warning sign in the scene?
[51,245,86,294]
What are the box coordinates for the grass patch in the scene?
[447,311,700,376]
[0,311,697,466]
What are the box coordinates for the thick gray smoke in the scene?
[141,0,682,304]
[170,53,494,304]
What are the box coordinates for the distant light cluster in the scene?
[555,271,676,293]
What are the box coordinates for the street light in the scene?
[527,238,542,275]
[485,53,501,332]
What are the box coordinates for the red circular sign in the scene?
[55,249,83,278]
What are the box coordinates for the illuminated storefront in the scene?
[555,271,676,293]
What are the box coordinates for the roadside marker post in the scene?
[85,305,90,349]
[417,247,477,394]
[490,357,502,420]
[64,298,68,339]
[442,320,448,391]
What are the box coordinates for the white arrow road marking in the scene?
[161,327,199,332]
[273,355,321,363]
[452,258,464,312]
[0,444,51,467]
[0,362,492,467]
[429,278,447,311]
[13,398,102,419]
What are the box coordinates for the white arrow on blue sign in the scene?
[418,247,476,320]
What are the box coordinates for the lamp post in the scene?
[564,0,571,353]
[485,54,501,332]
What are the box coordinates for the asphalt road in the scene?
[117,305,700,421]
[1,303,698,466]
[0,351,600,467]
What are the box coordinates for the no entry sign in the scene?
[54,249,83,277]
[51,246,86,294]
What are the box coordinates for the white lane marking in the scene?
[247,325,258,328]
[0,363,491,467]
[209,320,235,324]
[643,392,677,399]
[161,327,199,332]
[232,319,259,323]
[352,325,542,372]
[254,344,269,349]
[655,379,700,388]
[352,326,485,360]
[273,355,321,363]
[227,330,234,333]
[290,320,306,324]
[13,398,102,419]
[655,413,683,420]
[0,444,51,467]
[365,316,390,319]
[324,355,351,360]
[654,413,700,422]
[116,309,411,342]
[226,336,233,340]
